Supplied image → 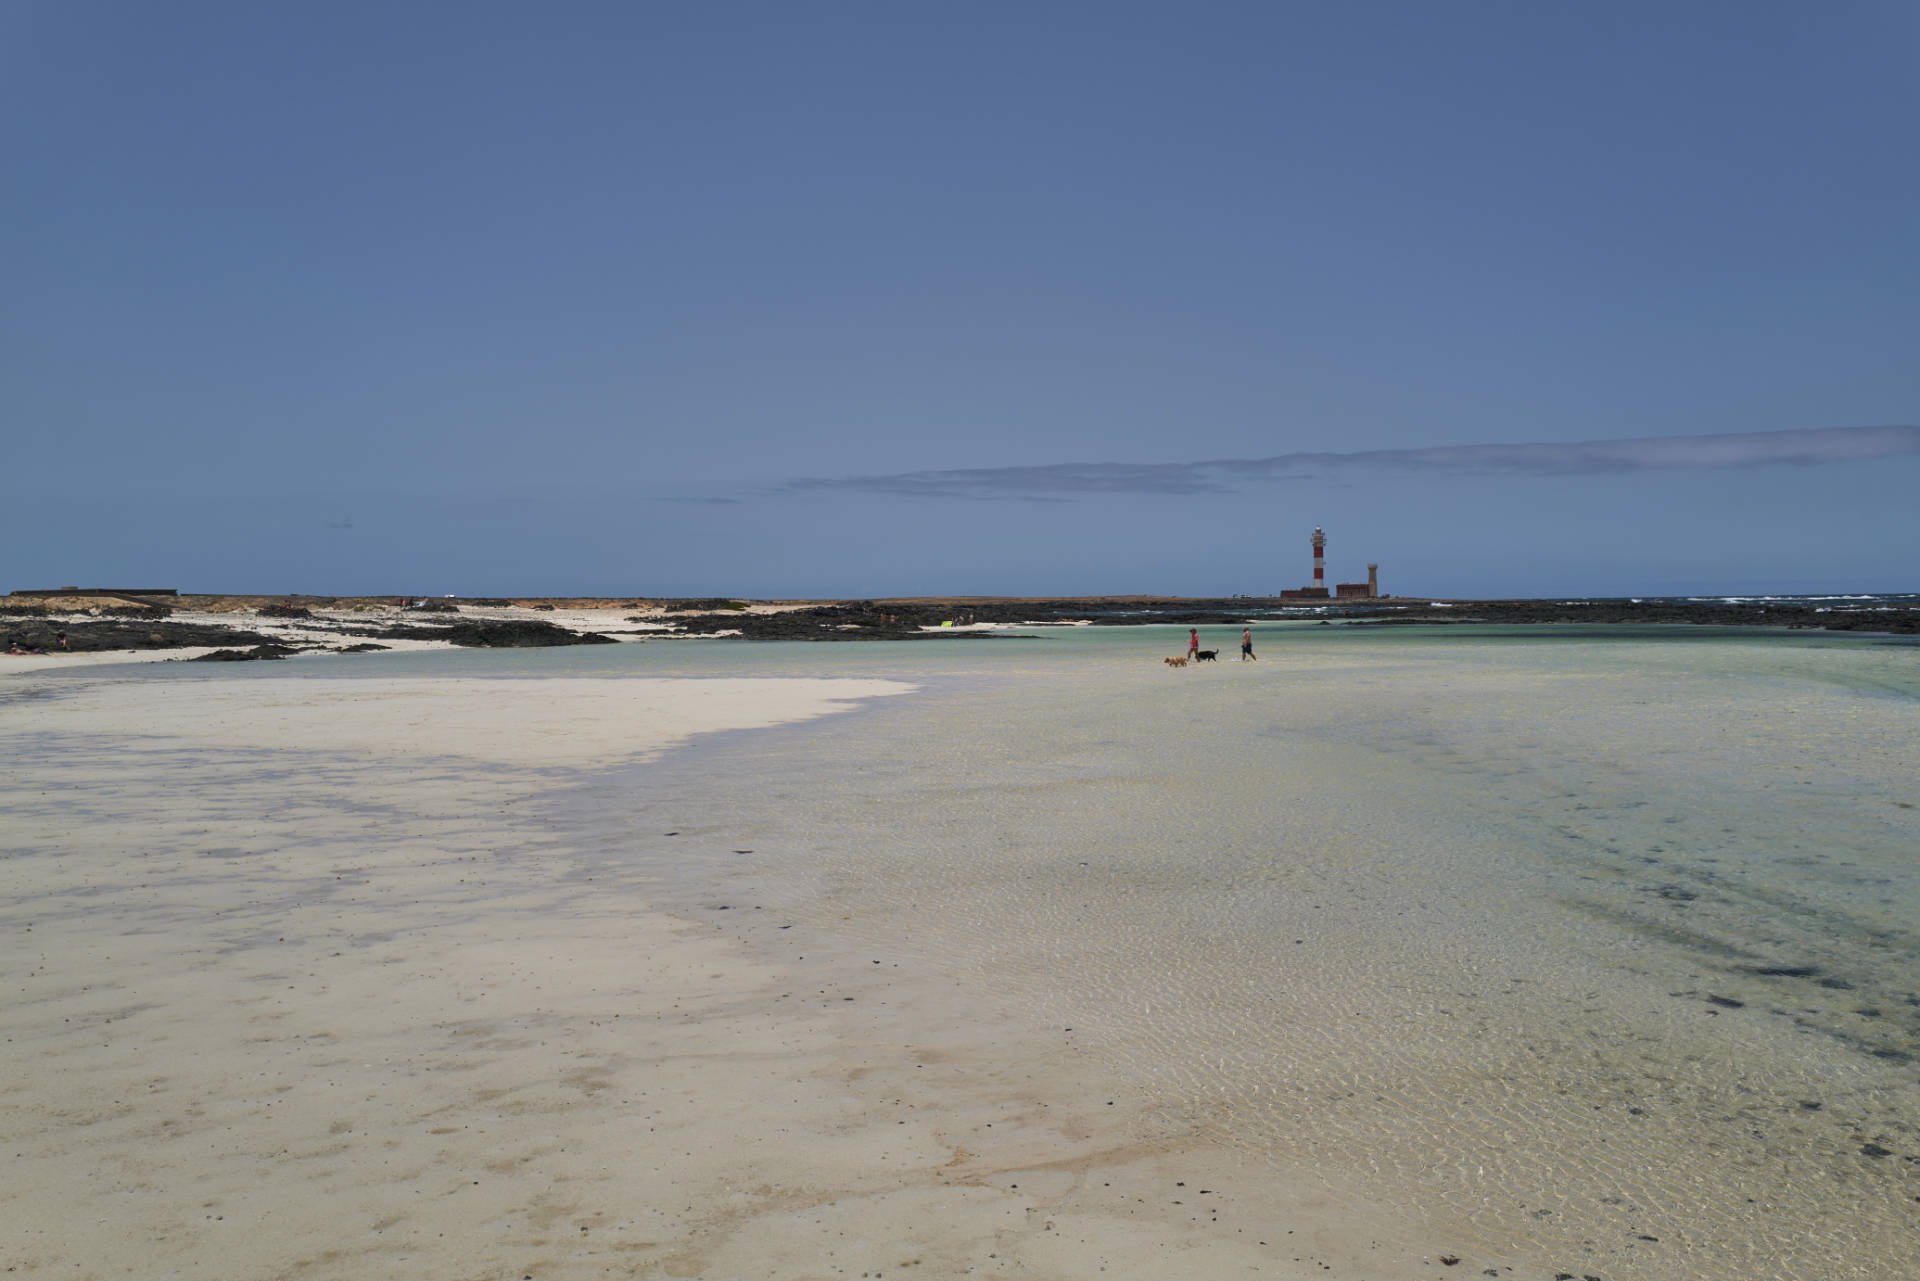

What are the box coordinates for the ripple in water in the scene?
[558,629,1920,1280]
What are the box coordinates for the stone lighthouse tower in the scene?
[1312,526,1326,593]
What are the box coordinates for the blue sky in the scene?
[8,1,1916,598]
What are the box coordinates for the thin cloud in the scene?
[776,425,1920,500]
[782,461,1231,502]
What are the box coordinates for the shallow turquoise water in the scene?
[543,624,1918,1280]
[60,624,1920,1277]
[96,615,1920,685]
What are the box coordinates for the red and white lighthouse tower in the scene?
[1312,526,1326,592]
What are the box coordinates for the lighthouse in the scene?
[1283,525,1375,599]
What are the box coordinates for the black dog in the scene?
[1193,649,1218,662]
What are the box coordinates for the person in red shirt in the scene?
[1188,628,1199,657]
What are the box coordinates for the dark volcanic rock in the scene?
[1347,599,1920,634]
[191,644,301,662]
[440,620,618,648]
[359,619,619,648]
[666,598,749,612]
[1,602,173,619]
[4,619,282,653]
[639,594,1920,642]
[670,603,921,640]
[668,601,1039,641]
[16,595,1913,659]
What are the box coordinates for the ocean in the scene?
[551,621,1917,1278]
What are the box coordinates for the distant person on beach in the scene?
[1188,628,1199,658]
[55,632,67,649]
[1241,627,1255,661]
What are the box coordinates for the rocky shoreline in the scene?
[0,597,625,659]
[1339,598,1920,634]
[661,595,1920,637]
[4,592,1915,659]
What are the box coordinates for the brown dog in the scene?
[1164,655,1188,667]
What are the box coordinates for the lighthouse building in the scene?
[1279,527,1379,600]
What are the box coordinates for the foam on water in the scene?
[540,625,1919,1279]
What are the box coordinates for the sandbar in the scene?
[1,663,1398,1280]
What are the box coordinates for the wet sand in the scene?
[0,663,1402,1280]
[3,635,1916,1279]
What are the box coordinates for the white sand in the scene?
[3,649,229,672]
[9,674,914,767]
[0,665,1400,1281]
